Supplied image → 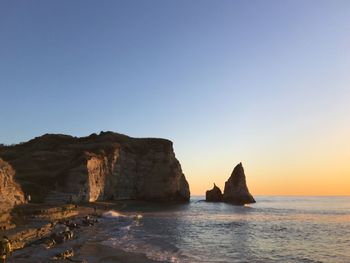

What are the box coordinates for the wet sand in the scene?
[78,243,159,263]
[11,241,158,263]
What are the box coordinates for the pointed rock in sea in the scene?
[223,162,255,205]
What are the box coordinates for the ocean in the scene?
[94,196,350,263]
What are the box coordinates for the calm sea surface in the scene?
[96,196,350,262]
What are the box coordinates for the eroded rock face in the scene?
[205,183,223,202]
[0,132,190,203]
[0,158,25,208]
[223,163,255,205]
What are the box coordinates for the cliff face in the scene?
[223,163,255,205]
[0,132,190,203]
[0,158,25,208]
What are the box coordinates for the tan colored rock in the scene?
[0,132,190,203]
[0,158,25,207]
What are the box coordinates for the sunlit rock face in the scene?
[223,163,256,205]
[0,132,190,203]
[0,158,25,208]
[205,183,223,202]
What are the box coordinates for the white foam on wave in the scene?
[121,225,132,231]
[102,211,144,220]
[102,210,126,218]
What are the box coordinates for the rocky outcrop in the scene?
[0,158,25,207]
[205,183,223,202]
[223,163,255,205]
[0,158,25,229]
[205,163,255,205]
[0,132,190,203]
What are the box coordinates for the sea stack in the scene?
[205,183,223,202]
[223,163,255,205]
[205,162,255,205]
[0,132,190,203]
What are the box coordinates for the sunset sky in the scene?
[1,1,349,195]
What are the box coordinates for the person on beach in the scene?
[0,236,12,263]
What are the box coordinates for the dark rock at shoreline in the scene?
[223,163,256,205]
[0,131,190,203]
[205,183,223,202]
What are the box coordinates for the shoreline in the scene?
[1,202,159,263]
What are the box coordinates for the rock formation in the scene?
[0,158,25,230]
[205,183,223,202]
[205,162,255,205]
[0,158,25,208]
[0,132,190,203]
[223,163,255,205]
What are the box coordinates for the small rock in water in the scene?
[205,183,223,202]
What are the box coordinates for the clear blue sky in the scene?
[1,1,350,194]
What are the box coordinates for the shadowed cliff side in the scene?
[0,131,190,203]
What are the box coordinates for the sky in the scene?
[1,0,349,195]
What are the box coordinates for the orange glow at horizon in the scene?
[183,127,350,196]
[188,165,350,196]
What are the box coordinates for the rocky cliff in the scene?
[223,163,255,205]
[205,163,255,205]
[0,132,190,203]
[0,159,25,207]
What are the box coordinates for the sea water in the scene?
[97,196,350,263]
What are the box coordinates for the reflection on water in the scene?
[97,196,350,263]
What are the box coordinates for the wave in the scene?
[102,210,126,218]
[102,210,144,220]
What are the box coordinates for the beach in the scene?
[2,202,158,263]
[3,197,350,263]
